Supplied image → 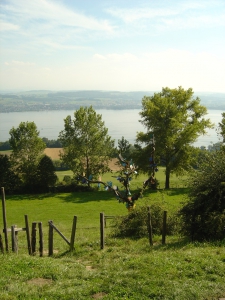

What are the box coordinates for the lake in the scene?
[0,109,224,147]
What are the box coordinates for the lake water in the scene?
[0,109,224,147]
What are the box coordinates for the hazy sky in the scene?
[0,0,225,92]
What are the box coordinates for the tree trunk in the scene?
[165,169,170,189]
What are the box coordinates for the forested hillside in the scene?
[1,90,225,112]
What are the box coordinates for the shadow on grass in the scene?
[160,188,190,196]
[57,190,114,203]
[4,188,190,203]
[3,193,57,201]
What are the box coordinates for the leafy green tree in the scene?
[118,136,130,153]
[0,154,21,193]
[9,121,46,186]
[137,87,213,189]
[59,106,115,184]
[179,150,225,241]
[36,155,57,191]
[118,136,131,159]
[218,113,225,153]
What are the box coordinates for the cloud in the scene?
[106,1,225,31]
[1,0,114,32]
[5,60,35,66]
[41,41,89,50]
[0,21,19,31]
[94,53,138,62]
[106,7,178,23]
[0,0,116,54]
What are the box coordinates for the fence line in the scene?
[1,183,168,255]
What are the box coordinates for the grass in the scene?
[0,174,225,299]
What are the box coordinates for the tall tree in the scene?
[36,155,57,191]
[118,136,131,158]
[137,87,213,189]
[59,106,115,184]
[9,121,46,186]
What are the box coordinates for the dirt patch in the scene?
[108,158,120,171]
[27,278,52,286]
[92,292,107,299]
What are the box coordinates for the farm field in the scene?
[0,185,225,299]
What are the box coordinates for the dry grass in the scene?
[44,148,120,171]
[44,148,62,160]
[0,148,120,171]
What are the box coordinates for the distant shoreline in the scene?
[0,106,224,114]
[1,90,225,113]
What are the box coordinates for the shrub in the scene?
[63,175,72,184]
[111,204,179,238]
[179,150,225,241]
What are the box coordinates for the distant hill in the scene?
[0,90,225,112]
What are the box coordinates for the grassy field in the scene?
[0,149,224,299]
[0,172,225,299]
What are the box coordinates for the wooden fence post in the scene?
[31,222,37,254]
[24,215,31,255]
[162,211,167,245]
[100,212,105,249]
[38,222,43,257]
[0,234,4,253]
[70,216,77,252]
[147,206,153,246]
[48,220,54,256]
[1,187,8,252]
[11,225,18,253]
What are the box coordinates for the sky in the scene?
[0,0,225,93]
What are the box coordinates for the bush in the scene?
[111,204,179,238]
[49,183,94,193]
[63,175,72,184]
[179,150,225,241]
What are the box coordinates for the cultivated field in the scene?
[44,148,62,160]
[44,148,120,171]
[0,148,120,171]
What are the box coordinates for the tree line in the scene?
[1,86,225,240]
[1,86,225,193]
[0,137,62,150]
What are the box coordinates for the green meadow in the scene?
[0,170,225,299]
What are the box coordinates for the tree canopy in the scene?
[0,154,20,193]
[179,150,225,241]
[136,87,213,188]
[9,121,46,186]
[59,106,115,183]
[36,155,57,191]
[219,112,225,142]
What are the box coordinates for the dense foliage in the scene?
[180,150,225,241]
[0,154,21,193]
[111,204,179,238]
[59,106,115,184]
[35,155,57,192]
[136,87,213,189]
[9,121,46,187]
